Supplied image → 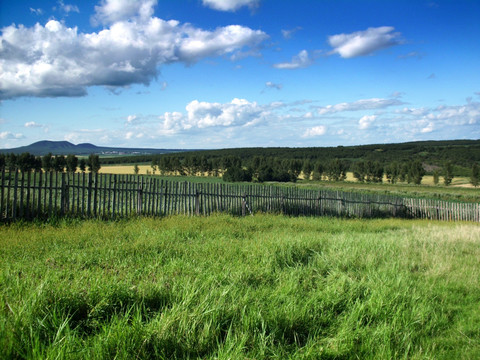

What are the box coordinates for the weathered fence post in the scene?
[60,172,66,216]
[241,192,246,216]
[137,182,143,215]
[195,189,200,216]
[12,170,19,220]
[87,172,93,216]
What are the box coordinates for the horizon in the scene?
[1,0,479,149]
[3,138,479,154]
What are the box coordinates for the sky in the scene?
[0,0,479,150]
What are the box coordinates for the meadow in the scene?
[1,215,479,359]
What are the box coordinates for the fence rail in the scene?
[1,170,479,222]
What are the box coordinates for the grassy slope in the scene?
[1,215,479,359]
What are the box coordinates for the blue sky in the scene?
[1,0,479,149]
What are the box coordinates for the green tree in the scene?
[87,154,101,173]
[0,154,5,170]
[42,153,54,172]
[433,170,440,185]
[443,161,454,186]
[302,160,313,180]
[385,161,400,184]
[79,159,87,173]
[289,159,303,180]
[470,163,479,187]
[409,160,425,185]
[353,161,366,182]
[17,152,36,172]
[134,164,140,175]
[6,154,17,171]
[53,155,66,172]
[313,161,324,181]
[150,160,157,175]
[66,154,78,173]
[222,165,252,182]
[326,159,347,182]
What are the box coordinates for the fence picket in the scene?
[1,171,479,223]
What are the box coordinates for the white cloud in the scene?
[92,0,155,25]
[433,101,479,125]
[0,131,24,140]
[281,26,302,39]
[274,50,313,69]
[420,121,434,133]
[58,1,80,14]
[160,98,267,133]
[126,115,137,124]
[359,115,376,129]
[396,107,428,116]
[317,98,403,115]
[0,4,268,100]
[328,26,401,58]
[30,8,44,15]
[265,81,282,90]
[24,121,43,128]
[202,0,260,12]
[303,125,326,137]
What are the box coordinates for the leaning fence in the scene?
[1,170,479,222]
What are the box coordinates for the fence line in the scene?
[1,169,479,222]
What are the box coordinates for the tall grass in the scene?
[1,215,479,359]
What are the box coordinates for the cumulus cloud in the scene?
[302,125,326,137]
[274,50,313,69]
[358,115,376,129]
[0,131,24,140]
[24,121,43,128]
[317,98,403,115]
[420,121,434,133]
[92,0,155,25]
[433,101,479,125]
[328,26,401,58]
[202,0,260,12]
[160,98,267,133]
[0,2,268,100]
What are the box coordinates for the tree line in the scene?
[102,139,480,177]
[150,154,479,186]
[0,153,101,173]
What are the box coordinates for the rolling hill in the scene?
[0,140,187,156]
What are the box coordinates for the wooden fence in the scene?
[1,169,479,222]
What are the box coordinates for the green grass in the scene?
[297,179,480,203]
[1,215,479,359]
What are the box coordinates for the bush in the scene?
[222,166,252,182]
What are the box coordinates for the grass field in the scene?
[1,215,479,359]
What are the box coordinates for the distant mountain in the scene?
[0,140,187,156]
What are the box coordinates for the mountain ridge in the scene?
[0,140,186,156]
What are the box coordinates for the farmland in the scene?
[1,215,479,359]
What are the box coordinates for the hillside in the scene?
[100,139,480,170]
[0,140,186,156]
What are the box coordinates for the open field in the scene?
[1,215,479,359]
[98,165,479,203]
